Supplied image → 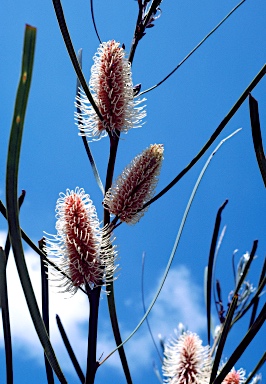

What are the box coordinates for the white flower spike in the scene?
[75,40,146,140]
[162,331,212,384]
[103,144,164,224]
[44,187,117,294]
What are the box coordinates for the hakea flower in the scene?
[44,187,117,294]
[162,331,212,384]
[75,40,146,140]
[222,368,246,384]
[103,144,164,224]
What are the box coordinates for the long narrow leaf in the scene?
[245,352,265,384]
[102,129,241,363]
[56,315,85,383]
[4,190,26,261]
[213,303,266,384]
[206,200,228,344]
[139,0,247,95]
[5,25,66,383]
[52,0,102,120]
[249,93,266,187]
[90,0,101,44]
[234,240,258,294]
[39,239,54,384]
[106,281,133,384]
[141,252,163,362]
[0,247,13,384]
[210,295,238,383]
[142,65,266,211]
[249,257,266,327]
[231,275,265,326]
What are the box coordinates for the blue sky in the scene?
[1,0,266,383]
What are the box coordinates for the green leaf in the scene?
[39,239,54,384]
[249,93,266,187]
[206,200,228,344]
[0,247,13,384]
[52,0,102,120]
[103,129,241,364]
[249,258,266,327]
[56,315,85,383]
[5,24,67,384]
[210,295,238,383]
[4,190,25,261]
[245,352,265,384]
[142,65,266,210]
[213,304,266,384]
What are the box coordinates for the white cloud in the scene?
[149,265,206,337]
[115,265,207,376]
[0,231,207,381]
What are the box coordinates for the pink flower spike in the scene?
[103,144,164,224]
[162,331,212,384]
[44,187,117,294]
[75,40,146,140]
[222,368,246,384]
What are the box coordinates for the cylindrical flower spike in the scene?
[44,187,117,294]
[162,331,212,384]
[75,40,146,140]
[103,144,164,224]
[222,368,246,384]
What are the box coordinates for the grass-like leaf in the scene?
[213,303,266,384]
[206,200,228,344]
[141,252,163,363]
[249,93,266,187]
[5,25,66,383]
[231,275,265,326]
[102,129,241,363]
[142,65,266,211]
[89,0,101,44]
[52,0,102,120]
[4,190,26,261]
[249,257,266,327]
[210,240,259,383]
[245,352,265,384]
[105,280,133,384]
[234,240,258,294]
[39,239,54,384]
[0,247,13,384]
[56,315,85,383]
[139,0,247,95]
[210,295,238,383]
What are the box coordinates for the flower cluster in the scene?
[162,328,262,384]
[162,331,212,384]
[222,368,246,384]
[103,144,164,224]
[75,40,146,140]
[44,188,117,294]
